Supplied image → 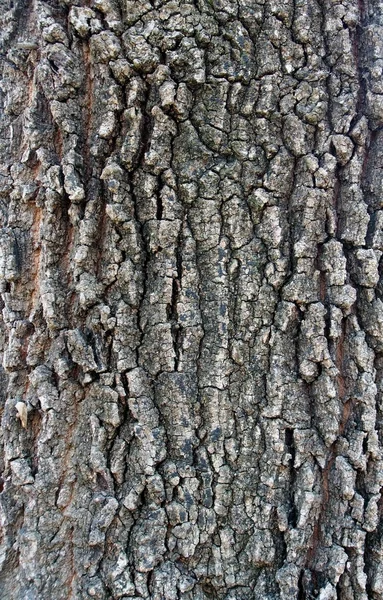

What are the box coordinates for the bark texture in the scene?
[0,0,383,598]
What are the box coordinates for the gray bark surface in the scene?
[0,0,383,598]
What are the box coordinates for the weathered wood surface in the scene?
[0,0,383,598]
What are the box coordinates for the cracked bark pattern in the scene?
[0,0,383,598]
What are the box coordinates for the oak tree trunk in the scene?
[0,0,383,598]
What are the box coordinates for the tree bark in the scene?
[0,0,383,598]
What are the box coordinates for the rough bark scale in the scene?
[0,0,383,598]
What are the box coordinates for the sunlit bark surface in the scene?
[0,0,383,598]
